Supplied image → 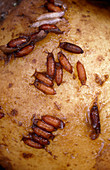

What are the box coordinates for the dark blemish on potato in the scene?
[0,106,2,110]
[0,112,5,119]
[22,153,34,159]
[82,14,90,18]
[76,28,81,33]
[95,74,109,86]
[67,163,70,167]
[72,1,77,5]
[32,59,37,64]
[10,109,18,116]
[1,27,5,31]
[8,83,13,88]
[97,55,104,62]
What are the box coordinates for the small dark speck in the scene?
[8,83,13,88]
[67,163,70,167]
[72,1,77,5]
[76,28,81,33]
[32,59,37,64]
[10,109,18,116]
[0,106,2,110]
[22,153,34,159]
[1,27,5,31]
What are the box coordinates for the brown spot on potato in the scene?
[10,109,18,116]
[8,83,13,88]
[97,55,104,62]
[32,59,37,64]
[22,153,34,159]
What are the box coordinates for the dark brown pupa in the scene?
[47,52,55,78]
[32,133,50,145]
[44,3,62,12]
[59,42,84,54]
[14,43,34,58]
[33,80,56,95]
[42,115,65,129]
[22,137,44,149]
[55,62,63,86]
[90,102,100,135]
[32,71,53,87]
[76,60,87,85]
[57,51,73,73]
[32,126,55,140]
[33,119,56,132]
[7,37,28,48]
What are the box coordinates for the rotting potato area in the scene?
[0,0,110,170]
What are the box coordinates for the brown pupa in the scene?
[55,62,63,86]
[33,119,56,132]
[57,51,73,73]
[59,42,84,54]
[76,60,87,85]
[42,115,65,129]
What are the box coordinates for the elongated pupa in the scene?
[33,81,56,95]
[0,112,5,119]
[39,24,63,34]
[32,71,53,87]
[59,42,84,54]
[42,115,65,129]
[44,3,62,12]
[22,137,44,149]
[55,62,63,86]
[32,126,55,140]
[76,60,87,85]
[47,52,55,78]
[57,51,73,73]
[14,44,34,58]
[33,119,56,132]
[32,133,50,145]
[7,37,28,48]
[90,102,100,135]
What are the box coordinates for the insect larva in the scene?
[22,137,44,149]
[7,37,28,48]
[31,18,62,28]
[37,11,65,21]
[14,44,34,58]
[55,62,63,86]
[45,3,62,12]
[57,51,73,73]
[59,42,84,54]
[33,71,53,87]
[42,115,65,129]
[0,112,5,119]
[39,24,63,34]
[32,126,55,140]
[76,60,87,85]
[34,81,56,95]
[90,102,100,135]
[47,52,55,78]
[32,133,50,145]
[33,119,56,132]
